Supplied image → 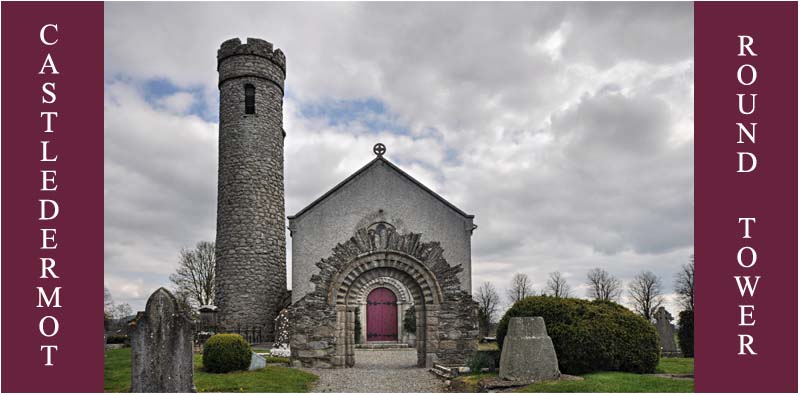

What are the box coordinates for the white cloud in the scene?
[104,3,694,317]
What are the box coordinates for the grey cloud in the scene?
[104,3,693,314]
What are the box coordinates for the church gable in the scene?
[288,155,474,223]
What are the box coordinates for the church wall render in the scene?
[288,161,475,302]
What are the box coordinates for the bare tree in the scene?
[169,241,216,309]
[112,303,133,320]
[545,271,573,298]
[507,273,533,304]
[104,286,115,315]
[586,268,622,302]
[104,286,114,330]
[674,255,694,311]
[628,271,664,321]
[475,282,501,336]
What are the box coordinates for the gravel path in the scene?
[305,349,446,393]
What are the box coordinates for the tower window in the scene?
[244,84,255,114]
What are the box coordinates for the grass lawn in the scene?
[517,371,693,392]
[450,358,693,393]
[104,348,317,393]
[655,357,694,375]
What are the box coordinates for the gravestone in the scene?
[499,317,560,382]
[249,352,267,370]
[653,306,679,356]
[130,288,195,392]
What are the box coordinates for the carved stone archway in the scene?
[289,226,479,369]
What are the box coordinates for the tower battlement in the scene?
[217,37,286,72]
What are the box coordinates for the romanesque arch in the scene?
[289,226,479,369]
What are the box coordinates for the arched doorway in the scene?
[366,288,398,342]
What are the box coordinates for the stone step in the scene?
[355,342,411,349]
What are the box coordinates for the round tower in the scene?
[214,37,287,337]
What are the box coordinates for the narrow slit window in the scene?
[244,84,255,114]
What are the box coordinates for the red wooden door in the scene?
[366,287,398,342]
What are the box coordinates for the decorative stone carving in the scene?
[653,306,679,355]
[499,317,560,383]
[130,288,195,392]
[288,227,478,368]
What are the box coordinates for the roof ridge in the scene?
[287,156,474,220]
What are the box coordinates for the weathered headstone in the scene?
[499,317,560,382]
[130,288,195,392]
[249,352,267,370]
[653,306,679,355]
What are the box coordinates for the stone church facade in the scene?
[213,37,479,369]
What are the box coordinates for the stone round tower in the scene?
[214,37,287,337]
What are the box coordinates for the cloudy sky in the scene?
[104,2,694,316]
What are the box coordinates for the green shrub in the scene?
[677,310,694,357]
[468,349,501,373]
[202,333,252,373]
[497,296,659,375]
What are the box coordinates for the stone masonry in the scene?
[289,226,479,368]
[214,37,287,338]
[499,317,560,383]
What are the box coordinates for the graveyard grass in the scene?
[517,357,693,393]
[104,348,317,392]
[450,357,693,393]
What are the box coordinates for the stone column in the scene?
[424,304,440,368]
[345,306,356,367]
[334,305,347,367]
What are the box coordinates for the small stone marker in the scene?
[130,288,195,392]
[499,317,560,382]
[249,352,267,370]
[653,307,679,355]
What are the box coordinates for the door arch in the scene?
[366,287,398,342]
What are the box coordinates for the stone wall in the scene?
[214,37,287,338]
[289,226,478,368]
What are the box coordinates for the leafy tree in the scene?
[586,268,622,302]
[507,273,533,304]
[674,256,695,311]
[169,241,216,309]
[628,271,664,321]
[475,282,500,336]
[545,271,573,298]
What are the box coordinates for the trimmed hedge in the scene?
[497,296,659,375]
[677,310,694,357]
[202,333,252,373]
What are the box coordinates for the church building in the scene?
[213,37,479,369]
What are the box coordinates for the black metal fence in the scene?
[195,323,267,345]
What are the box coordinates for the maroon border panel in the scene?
[695,2,798,392]
[1,2,104,392]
